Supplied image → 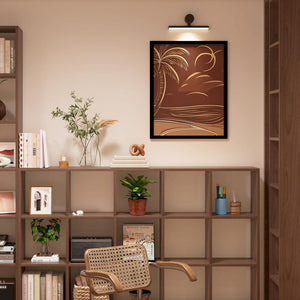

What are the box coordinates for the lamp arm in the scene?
[80,270,124,294]
[150,261,197,282]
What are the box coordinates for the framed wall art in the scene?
[150,41,228,138]
[0,191,16,214]
[0,142,16,167]
[30,186,52,215]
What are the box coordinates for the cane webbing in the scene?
[73,285,109,300]
[85,244,151,295]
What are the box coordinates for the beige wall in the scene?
[0,0,264,298]
[0,0,264,169]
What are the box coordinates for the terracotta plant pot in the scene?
[128,199,147,216]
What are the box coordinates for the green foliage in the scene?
[30,218,61,244]
[0,79,7,85]
[120,174,156,200]
[51,91,100,164]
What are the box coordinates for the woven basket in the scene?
[73,285,109,300]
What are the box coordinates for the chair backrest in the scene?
[84,244,151,295]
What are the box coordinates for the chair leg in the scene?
[138,289,142,300]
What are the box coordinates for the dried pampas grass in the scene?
[95,119,118,130]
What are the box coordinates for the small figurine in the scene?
[129,144,145,156]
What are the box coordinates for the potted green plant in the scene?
[120,174,155,216]
[31,218,61,256]
[51,91,117,166]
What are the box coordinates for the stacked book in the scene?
[0,37,15,74]
[31,253,59,263]
[22,272,64,300]
[0,242,15,264]
[19,129,49,168]
[110,155,149,168]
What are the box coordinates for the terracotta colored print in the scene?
[152,43,226,137]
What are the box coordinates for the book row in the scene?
[19,130,49,168]
[22,271,64,300]
[0,38,15,74]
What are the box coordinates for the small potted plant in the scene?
[120,174,155,216]
[31,218,61,256]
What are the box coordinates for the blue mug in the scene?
[215,198,227,215]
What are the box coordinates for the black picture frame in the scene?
[150,41,228,139]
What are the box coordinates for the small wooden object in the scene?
[59,156,68,168]
[230,201,241,214]
[129,144,145,156]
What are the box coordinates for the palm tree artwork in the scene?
[151,42,227,138]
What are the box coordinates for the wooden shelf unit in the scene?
[11,167,260,300]
[265,0,300,298]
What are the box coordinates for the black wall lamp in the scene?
[168,14,209,31]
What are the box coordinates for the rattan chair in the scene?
[74,244,197,300]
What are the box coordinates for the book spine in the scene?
[40,274,46,300]
[45,273,52,300]
[32,133,37,168]
[4,39,10,73]
[0,254,14,259]
[22,272,28,300]
[0,259,14,263]
[57,273,64,300]
[39,129,44,168]
[52,273,58,300]
[41,130,49,168]
[0,38,4,73]
[19,133,24,168]
[36,133,41,168]
[27,133,33,168]
[23,133,28,168]
[34,273,40,300]
[10,40,15,73]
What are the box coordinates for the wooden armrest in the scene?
[80,270,123,293]
[150,261,197,282]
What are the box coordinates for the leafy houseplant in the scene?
[51,91,117,166]
[31,218,61,256]
[120,174,155,216]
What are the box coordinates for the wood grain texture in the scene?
[280,0,300,298]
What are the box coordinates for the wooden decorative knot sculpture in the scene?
[129,144,145,156]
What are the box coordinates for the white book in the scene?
[33,272,41,300]
[114,155,147,160]
[36,133,41,168]
[32,133,37,168]
[10,39,15,73]
[110,163,149,168]
[41,129,49,168]
[57,273,64,300]
[52,273,58,300]
[111,159,148,164]
[31,254,59,262]
[39,129,44,168]
[0,38,4,73]
[19,133,24,168]
[4,39,10,73]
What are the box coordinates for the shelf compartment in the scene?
[269,0,279,44]
[269,92,279,138]
[23,219,67,260]
[115,170,161,214]
[269,186,279,231]
[71,171,114,213]
[269,141,279,186]
[164,171,206,213]
[269,45,279,91]
[0,79,16,122]
[0,123,16,142]
[212,267,251,300]
[164,219,206,259]
[212,219,251,259]
[212,171,252,214]
[23,171,67,214]
[164,266,205,300]
[270,273,279,286]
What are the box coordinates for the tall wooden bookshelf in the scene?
[265,0,300,298]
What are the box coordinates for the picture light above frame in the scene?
[168,14,210,31]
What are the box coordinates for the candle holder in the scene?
[59,156,69,168]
